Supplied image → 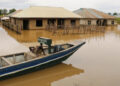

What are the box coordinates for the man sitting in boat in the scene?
[36,43,45,56]
[29,43,45,56]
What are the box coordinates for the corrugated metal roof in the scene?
[87,9,103,18]
[74,8,115,19]
[11,6,81,18]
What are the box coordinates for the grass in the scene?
[116,18,120,24]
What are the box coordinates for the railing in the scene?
[46,25,105,35]
[2,21,22,34]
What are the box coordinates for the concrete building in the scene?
[9,6,81,30]
[74,8,117,26]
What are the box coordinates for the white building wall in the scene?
[80,19,87,25]
[107,20,112,25]
[80,19,116,26]
[107,19,117,25]
[91,20,97,25]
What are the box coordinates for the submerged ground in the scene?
[0,25,120,86]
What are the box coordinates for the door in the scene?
[23,20,29,30]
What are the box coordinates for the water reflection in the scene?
[0,64,84,86]
[2,25,106,43]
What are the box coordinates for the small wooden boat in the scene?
[0,37,85,80]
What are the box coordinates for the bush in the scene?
[116,18,120,24]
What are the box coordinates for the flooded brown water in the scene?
[2,26,106,43]
[1,25,120,86]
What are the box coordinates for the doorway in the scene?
[57,19,65,28]
[102,19,107,26]
[96,20,102,26]
[48,19,55,26]
[23,20,29,30]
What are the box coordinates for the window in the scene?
[36,20,43,27]
[71,20,76,26]
[111,21,114,25]
[88,20,91,25]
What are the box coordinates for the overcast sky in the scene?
[0,0,119,13]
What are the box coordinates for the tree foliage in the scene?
[9,8,16,14]
[2,9,8,15]
[113,12,118,16]
[0,8,16,16]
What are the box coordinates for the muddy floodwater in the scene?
[1,25,120,86]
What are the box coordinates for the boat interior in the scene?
[0,44,74,68]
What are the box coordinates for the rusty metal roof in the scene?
[74,8,115,19]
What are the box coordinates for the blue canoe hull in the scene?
[0,42,85,80]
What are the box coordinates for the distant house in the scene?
[9,6,80,30]
[1,10,22,24]
[74,8,117,26]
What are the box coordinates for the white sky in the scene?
[0,0,119,13]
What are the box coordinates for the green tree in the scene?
[113,12,118,16]
[9,8,16,14]
[0,9,2,15]
[2,9,8,15]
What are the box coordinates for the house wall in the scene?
[107,20,112,25]
[80,19,97,25]
[10,18,80,30]
[16,19,23,27]
[10,18,117,31]
[28,19,80,29]
[29,19,47,29]
[76,19,80,26]
[80,19,117,26]
[80,19,87,25]
[91,20,97,25]
[10,18,23,31]
[107,19,117,25]
[11,18,14,24]
[65,19,71,26]
[64,19,80,27]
